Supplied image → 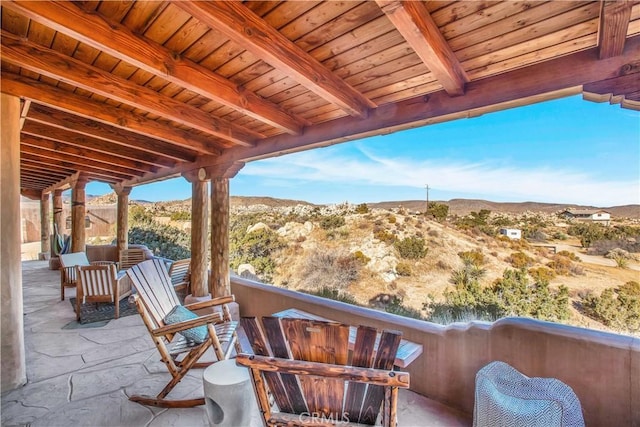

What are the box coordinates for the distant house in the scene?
[560,209,611,225]
[499,228,521,240]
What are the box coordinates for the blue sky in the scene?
[88,95,640,207]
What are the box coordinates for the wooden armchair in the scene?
[237,317,410,426]
[119,248,146,270]
[168,258,191,295]
[126,258,241,408]
[75,264,132,321]
[59,252,114,301]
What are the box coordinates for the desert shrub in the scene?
[425,263,570,324]
[458,249,485,267]
[528,267,556,283]
[129,204,154,225]
[552,232,567,240]
[590,238,640,255]
[557,250,581,262]
[373,229,396,244]
[426,202,449,222]
[388,215,397,224]
[581,281,640,333]
[304,286,359,306]
[169,211,191,221]
[507,251,534,269]
[395,236,427,259]
[355,203,369,214]
[353,250,371,265]
[229,214,286,282]
[319,215,345,230]
[568,223,605,248]
[298,250,360,291]
[436,260,449,270]
[396,262,412,276]
[128,224,190,260]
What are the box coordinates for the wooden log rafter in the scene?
[376,0,468,96]
[1,72,221,156]
[2,0,308,135]
[0,30,260,147]
[598,0,635,59]
[174,1,376,118]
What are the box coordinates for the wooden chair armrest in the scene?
[90,260,116,266]
[151,312,223,337]
[236,354,410,388]
[184,295,235,311]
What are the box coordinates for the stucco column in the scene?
[71,176,88,253]
[183,171,210,298]
[210,177,230,297]
[40,192,51,259]
[1,93,26,391]
[113,185,131,254]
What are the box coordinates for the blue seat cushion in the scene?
[163,305,208,343]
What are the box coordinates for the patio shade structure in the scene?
[1,0,639,392]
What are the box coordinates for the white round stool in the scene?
[203,359,256,427]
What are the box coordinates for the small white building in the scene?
[499,228,522,240]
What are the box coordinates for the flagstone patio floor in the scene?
[1,261,471,427]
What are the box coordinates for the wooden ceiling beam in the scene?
[3,0,307,135]
[21,153,128,183]
[1,72,220,156]
[27,104,196,163]
[1,30,260,147]
[21,145,140,180]
[21,135,155,175]
[175,1,376,118]
[21,167,68,180]
[21,189,44,199]
[22,120,178,169]
[598,0,634,59]
[222,35,640,163]
[376,0,468,96]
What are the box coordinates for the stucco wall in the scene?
[231,277,639,426]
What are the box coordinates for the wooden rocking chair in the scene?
[126,258,240,408]
[237,316,410,426]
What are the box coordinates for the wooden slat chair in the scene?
[237,317,410,427]
[59,252,90,301]
[119,248,146,270]
[126,258,241,408]
[168,258,191,295]
[75,264,132,321]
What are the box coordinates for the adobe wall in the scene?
[231,277,639,426]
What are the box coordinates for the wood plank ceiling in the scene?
[1,0,639,197]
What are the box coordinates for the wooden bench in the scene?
[272,308,423,369]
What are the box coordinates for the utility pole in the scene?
[425,184,430,214]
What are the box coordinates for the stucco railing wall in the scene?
[231,277,640,426]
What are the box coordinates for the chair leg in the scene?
[114,299,120,319]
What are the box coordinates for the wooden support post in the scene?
[183,170,210,298]
[112,185,131,255]
[53,189,64,240]
[71,176,88,253]
[210,177,230,297]
[40,192,51,259]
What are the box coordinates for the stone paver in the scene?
[1,261,471,427]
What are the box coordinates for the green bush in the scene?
[458,250,485,267]
[353,250,370,265]
[305,286,359,306]
[384,296,424,319]
[373,229,396,244]
[319,215,345,230]
[355,203,369,214]
[128,224,190,260]
[169,211,191,221]
[395,236,427,259]
[582,281,639,333]
[388,215,397,224]
[425,267,570,324]
[426,202,449,222]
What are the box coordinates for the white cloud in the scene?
[241,149,639,206]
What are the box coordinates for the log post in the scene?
[71,175,88,253]
[208,162,244,298]
[53,189,64,240]
[40,192,51,259]
[112,185,131,255]
[0,93,26,391]
[183,169,210,298]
